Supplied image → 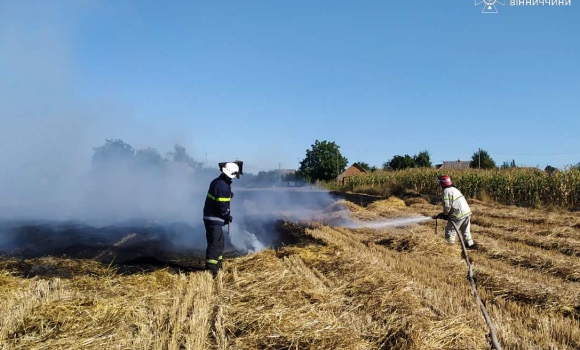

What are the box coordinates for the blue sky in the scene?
[1,1,579,174]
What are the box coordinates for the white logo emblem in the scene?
[475,0,505,13]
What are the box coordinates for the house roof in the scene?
[437,161,471,170]
[337,163,368,180]
[350,163,369,172]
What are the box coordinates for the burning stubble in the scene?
[0,3,429,259]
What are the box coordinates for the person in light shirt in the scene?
[434,175,477,249]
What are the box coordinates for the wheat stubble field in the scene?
[1,195,580,349]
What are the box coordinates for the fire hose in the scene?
[435,217,503,350]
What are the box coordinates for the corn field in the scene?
[332,168,580,209]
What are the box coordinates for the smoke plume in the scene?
[0,3,345,257]
[0,3,426,258]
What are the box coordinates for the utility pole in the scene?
[205,153,208,167]
[279,163,282,184]
[336,151,339,181]
[478,148,481,169]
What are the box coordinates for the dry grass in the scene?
[366,197,406,214]
[2,197,580,349]
[323,199,383,222]
[0,260,216,349]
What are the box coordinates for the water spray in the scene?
[338,216,432,229]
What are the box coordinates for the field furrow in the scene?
[2,193,580,349]
[304,225,488,349]
[474,237,580,282]
[220,250,372,350]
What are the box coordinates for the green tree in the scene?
[356,161,377,172]
[166,144,202,169]
[387,154,415,170]
[298,140,348,183]
[413,150,432,168]
[470,149,496,169]
[255,170,279,186]
[282,171,298,182]
[544,165,558,174]
[134,147,165,168]
[92,139,135,168]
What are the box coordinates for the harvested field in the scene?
[1,195,580,349]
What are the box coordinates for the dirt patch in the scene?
[375,236,420,252]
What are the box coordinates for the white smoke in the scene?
[225,191,432,253]
[226,188,337,253]
[0,2,211,227]
[228,225,266,254]
[0,2,431,258]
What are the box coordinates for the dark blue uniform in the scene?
[203,173,232,275]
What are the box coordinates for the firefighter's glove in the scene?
[434,213,449,220]
[224,215,233,225]
[231,192,234,199]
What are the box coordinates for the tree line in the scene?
[293,141,499,183]
[91,139,301,188]
[92,139,578,186]
[294,140,580,183]
[92,139,205,170]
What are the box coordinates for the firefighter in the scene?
[434,175,477,249]
[203,162,239,276]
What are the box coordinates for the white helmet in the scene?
[221,162,240,179]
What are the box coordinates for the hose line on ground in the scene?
[435,218,503,350]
